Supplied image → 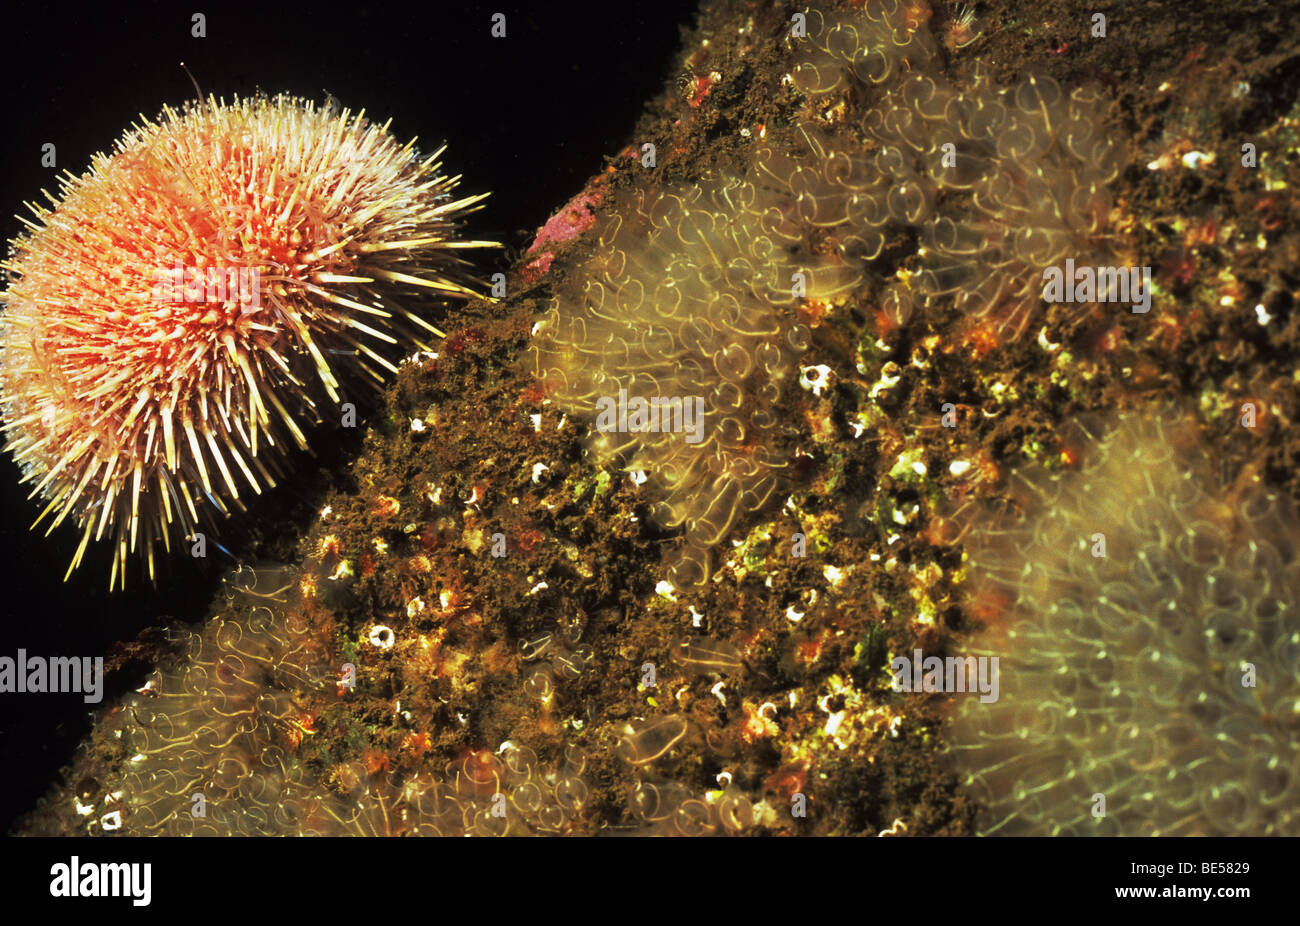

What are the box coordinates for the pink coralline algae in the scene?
[522,187,605,282]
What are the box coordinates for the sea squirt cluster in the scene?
[534,0,1120,583]
[112,564,333,834]
[93,565,601,835]
[793,5,1120,339]
[946,410,1300,836]
[533,173,825,587]
[80,561,755,836]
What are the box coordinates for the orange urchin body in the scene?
[0,95,495,588]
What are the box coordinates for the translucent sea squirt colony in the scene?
[948,410,1300,836]
[534,3,1117,586]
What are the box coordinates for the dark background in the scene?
[0,0,698,833]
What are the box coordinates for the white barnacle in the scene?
[369,625,395,650]
[799,364,833,397]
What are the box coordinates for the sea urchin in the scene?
[0,95,495,588]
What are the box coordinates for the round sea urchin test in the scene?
[0,95,495,588]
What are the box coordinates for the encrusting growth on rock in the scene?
[534,1,1119,584]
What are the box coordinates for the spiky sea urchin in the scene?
[0,95,495,588]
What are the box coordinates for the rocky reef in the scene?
[15,0,1300,838]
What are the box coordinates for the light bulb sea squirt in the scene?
[0,95,496,588]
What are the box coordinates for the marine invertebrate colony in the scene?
[533,175,832,586]
[533,1,1120,582]
[947,410,1300,835]
[117,565,332,834]
[0,95,494,587]
[89,565,598,836]
[43,563,759,836]
[792,6,1120,341]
